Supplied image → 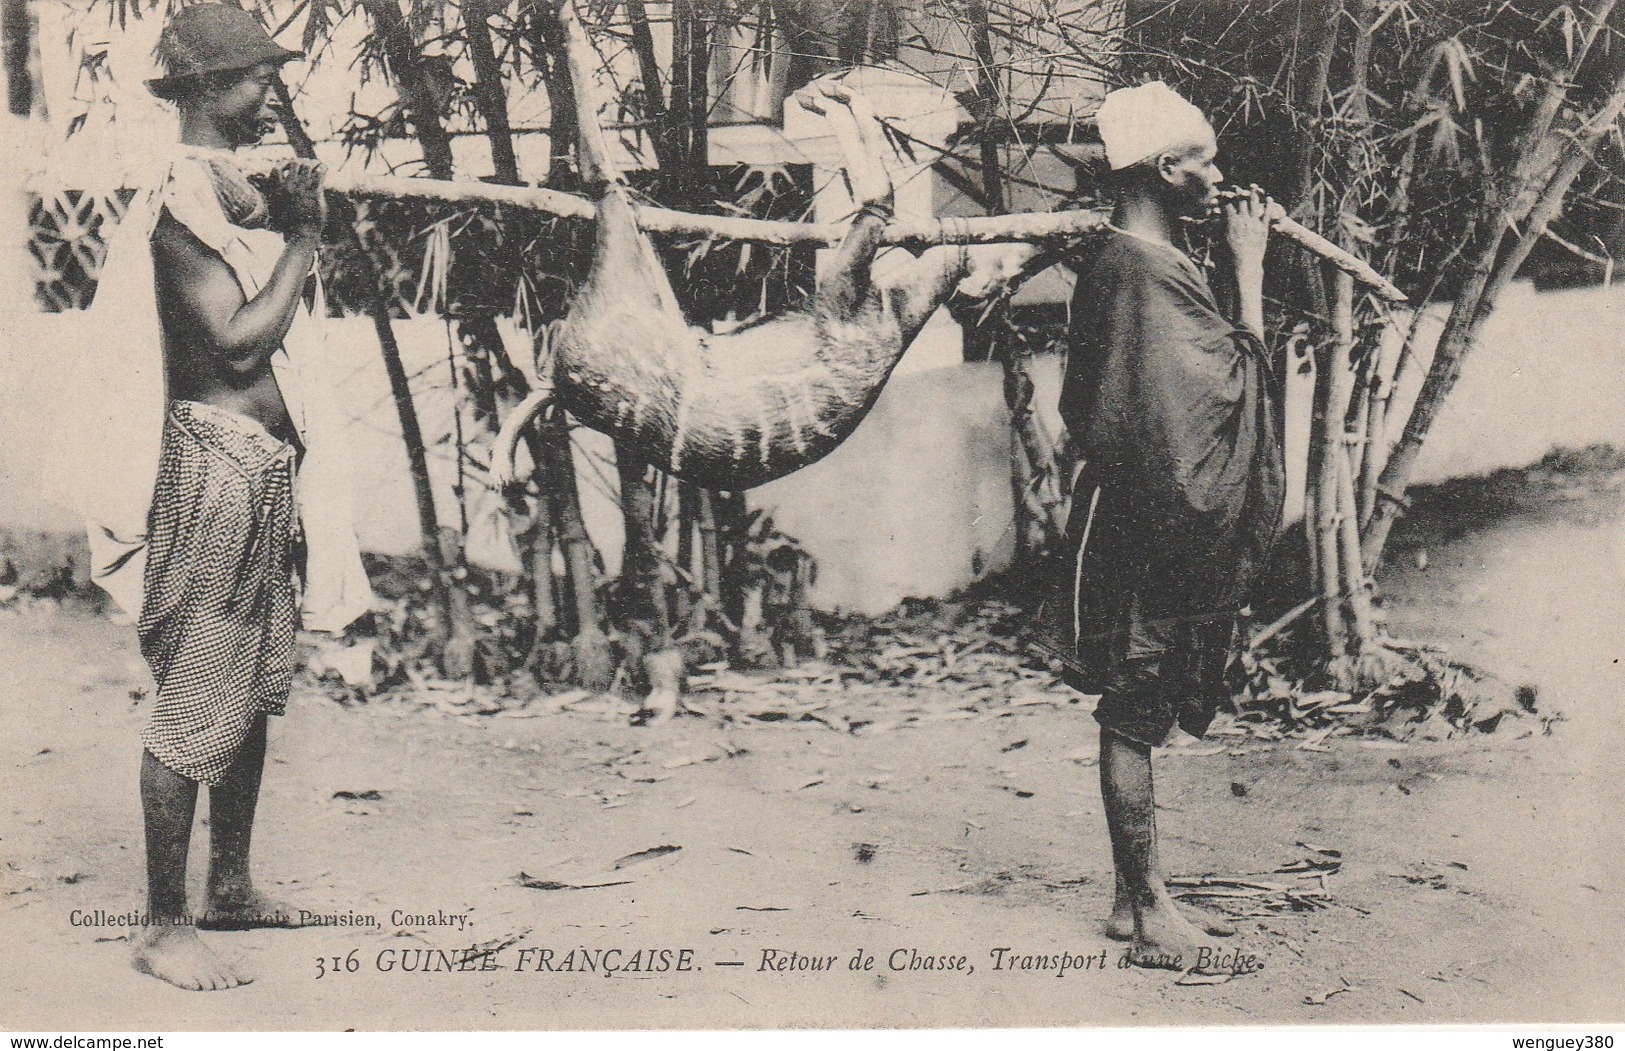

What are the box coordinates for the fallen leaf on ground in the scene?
[1175,970,1232,986]
[514,873,632,891]
[1305,985,1352,1005]
[612,845,682,869]
[661,750,721,770]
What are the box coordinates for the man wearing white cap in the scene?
[1049,82,1284,971]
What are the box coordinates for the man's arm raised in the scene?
[1223,186,1271,340]
[151,161,324,375]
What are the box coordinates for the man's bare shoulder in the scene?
[151,206,230,276]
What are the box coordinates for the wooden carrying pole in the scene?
[287,168,1409,301]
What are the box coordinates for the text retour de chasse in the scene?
[312,944,1259,978]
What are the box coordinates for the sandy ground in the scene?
[2,482,1622,1031]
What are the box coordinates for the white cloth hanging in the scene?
[62,145,372,632]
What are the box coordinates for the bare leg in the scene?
[201,715,298,929]
[1098,726,1241,972]
[1105,761,1236,944]
[1106,863,1236,940]
[130,751,249,991]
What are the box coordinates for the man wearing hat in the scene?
[1050,82,1283,971]
[76,3,371,990]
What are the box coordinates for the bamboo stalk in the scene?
[273,77,468,667]
[617,448,671,640]
[1346,344,1372,487]
[1303,475,1321,633]
[1359,332,1395,529]
[1364,34,1625,570]
[521,0,579,187]
[1282,0,1345,322]
[1314,443,1345,656]
[1315,271,1361,655]
[516,432,559,649]
[515,1,617,684]
[463,0,521,186]
[542,411,614,690]
[359,0,455,180]
[697,488,722,616]
[1359,392,1386,529]
[673,480,699,631]
[1337,451,1375,649]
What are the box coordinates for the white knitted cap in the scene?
[1095,81,1215,170]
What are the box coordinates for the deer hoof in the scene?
[636,648,685,726]
[818,80,854,104]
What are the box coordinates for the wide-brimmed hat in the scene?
[145,3,301,100]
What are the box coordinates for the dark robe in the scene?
[1038,230,1284,745]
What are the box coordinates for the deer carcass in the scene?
[493,0,1035,492]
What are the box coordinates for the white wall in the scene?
[18,4,1614,612]
[6,248,1625,612]
[1382,280,1625,484]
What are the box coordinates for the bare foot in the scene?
[1127,902,1258,974]
[1106,900,1236,941]
[131,923,250,991]
[198,887,302,931]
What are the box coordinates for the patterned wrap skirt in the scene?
[138,401,299,786]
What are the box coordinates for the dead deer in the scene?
[493,0,1036,492]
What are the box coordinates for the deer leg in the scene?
[831,88,961,336]
[559,0,687,323]
[798,85,895,320]
[805,82,895,213]
[558,0,620,189]
[824,86,1039,334]
[880,246,969,328]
